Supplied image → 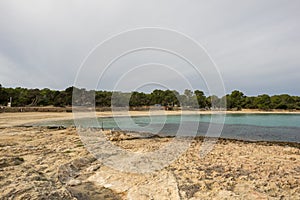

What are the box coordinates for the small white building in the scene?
[7,97,12,107]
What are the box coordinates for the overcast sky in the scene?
[0,0,299,96]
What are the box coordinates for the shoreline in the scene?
[1,106,300,114]
[1,112,300,199]
[1,109,300,128]
[1,126,299,199]
[1,110,300,145]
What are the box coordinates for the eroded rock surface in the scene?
[0,127,300,199]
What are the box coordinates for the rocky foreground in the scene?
[0,126,300,199]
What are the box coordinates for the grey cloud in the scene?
[0,0,299,95]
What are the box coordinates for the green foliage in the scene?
[206,95,221,109]
[150,90,165,105]
[95,91,112,107]
[254,94,271,110]
[194,90,206,108]
[0,83,299,110]
[129,91,150,107]
[227,90,245,110]
[243,97,256,109]
[111,92,130,107]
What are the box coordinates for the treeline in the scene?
[0,84,300,110]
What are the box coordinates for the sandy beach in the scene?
[1,109,300,128]
[0,112,300,199]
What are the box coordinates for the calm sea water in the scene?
[34,114,300,143]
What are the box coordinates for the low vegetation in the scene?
[0,84,299,110]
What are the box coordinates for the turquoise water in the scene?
[34,114,300,143]
[172,114,300,127]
